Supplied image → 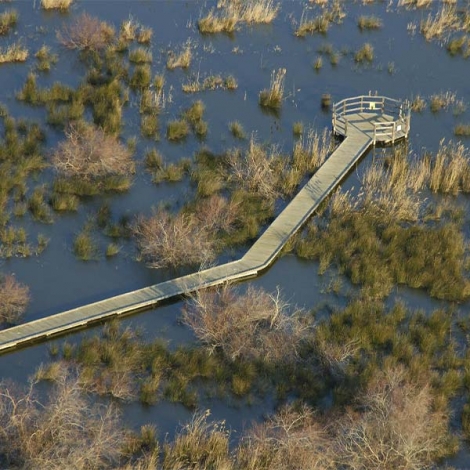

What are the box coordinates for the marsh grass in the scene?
[430,91,457,112]
[166,119,190,141]
[41,0,73,10]
[28,187,53,223]
[0,41,28,63]
[0,9,17,35]
[166,41,192,70]
[182,73,238,93]
[420,5,459,41]
[50,192,79,212]
[35,45,58,72]
[0,274,29,325]
[259,68,286,109]
[229,121,245,139]
[357,15,382,30]
[295,11,331,37]
[141,114,159,138]
[73,230,99,260]
[411,95,426,112]
[129,47,152,64]
[297,146,470,300]
[129,64,151,90]
[198,0,278,34]
[455,124,470,136]
[354,43,374,62]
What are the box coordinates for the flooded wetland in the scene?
[1,0,470,468]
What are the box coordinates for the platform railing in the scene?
[332,95,410,144]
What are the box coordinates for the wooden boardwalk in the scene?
[0,97,409,354]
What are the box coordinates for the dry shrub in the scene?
[335,366,452,469]
[163,410,232,470]
[51,122,134,180]
[0,372,124,469]
[0,274,29,325]
[134,195,238,269]
[182,284,305,363]
[57,13,115,51]
[237,404,335,470]
[227,137,282,202]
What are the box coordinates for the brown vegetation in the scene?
[51,122,134,181]
[134,195,238,269]
[0,372,124,469]
[0,274,29,325]
[57,13,115,51]
[182,284,305,362]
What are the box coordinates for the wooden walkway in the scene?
[0,98,409,354]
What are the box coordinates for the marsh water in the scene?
[1,0,470,463]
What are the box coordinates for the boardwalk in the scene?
[0,96,410,354]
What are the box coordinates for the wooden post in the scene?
[344,117,348,135]
[360,96,363,112]
[392,122,396,143]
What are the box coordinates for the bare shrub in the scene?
[0,373,124,469]
[134,195,238,269]
[163,410,232,470]
[227,137,282,202]
[51,122,134,180]
[335,366,452,470]
[0,274,29,325]
[182,284,306,363]
[57,13,115,51]
[237,404,335,469]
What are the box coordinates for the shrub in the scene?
[134,210,213,269]
[0,373,124,468]
[182,284,305,363]
[57,13,115,51]
[51,122,134,180]
[0,274,29,325]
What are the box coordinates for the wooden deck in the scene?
[0,99,408,354]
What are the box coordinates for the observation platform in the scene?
[333,95,411,145]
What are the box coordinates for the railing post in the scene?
[373,124,376,145]
[344,117,348,135]
[343,100,346,116]
[360,96,363,112]
[392,122,396,143]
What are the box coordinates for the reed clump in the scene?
[198,0,279,34]
[0,41,28,63]
[41,0,73,10]
[357,15,382,30]
[259,68,286,109]
[354,43,374,62]
[166,40,192,70]
[0,9,17,35]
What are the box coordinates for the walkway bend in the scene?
[0,96,409,354]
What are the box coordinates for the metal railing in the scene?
[332,95,411,144]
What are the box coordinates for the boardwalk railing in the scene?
[333,95,411,144]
